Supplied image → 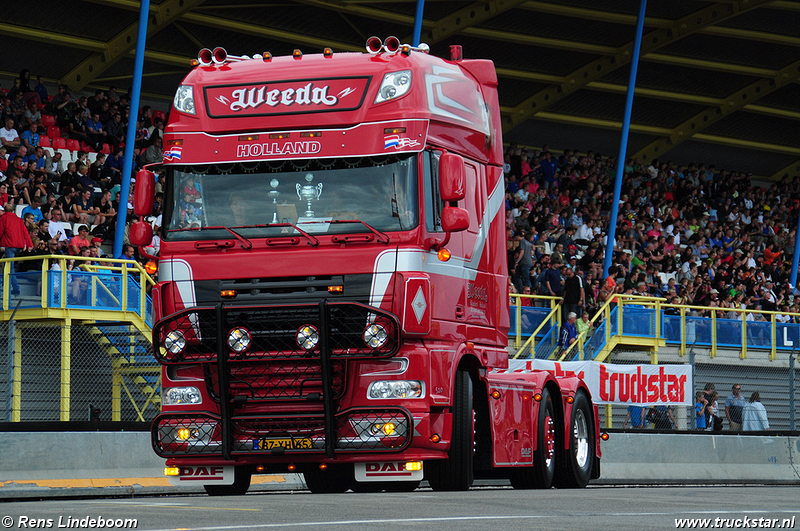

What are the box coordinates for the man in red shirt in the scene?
[0,203,34,294]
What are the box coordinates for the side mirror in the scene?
[134,169,155,216]
[441,206,469,233]
[129,220,153,247]
[439,153,465,202]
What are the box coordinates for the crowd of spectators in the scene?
[505,142,800,324]
[0,69,166,265]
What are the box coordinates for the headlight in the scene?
[228,327,251,353]
[296,325,320,350]
[164,330,186,354]
[374,70,412,104]
[368,380,423,399]
[163,386,202,405]
[173,85,196,115]
[363,324,388,348]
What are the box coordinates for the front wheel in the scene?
[555,391,594,488]
[303,464,352,493]
[426,369,474,491]
[510,387,556,489]
[204,467,251,496]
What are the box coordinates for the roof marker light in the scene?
[401,44,411,56]
[323,47,333,58]
[293,49,303,59]
[262,52,272,62]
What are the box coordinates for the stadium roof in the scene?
[4,0,800,179]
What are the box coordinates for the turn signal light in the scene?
[164,467,180,476]
[145,260,158,275]
[221,290,236,298]
[567,396,575,404]
[405,461,422,471]
[328,285,343,294]
[533,393,543,402]
[601,432,610,441]
[437,248,451,262]
[491,390,501,400]
[430,434,441,443]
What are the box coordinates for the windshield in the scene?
[164,154,418,240]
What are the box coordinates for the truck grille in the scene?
[152,408,413,457]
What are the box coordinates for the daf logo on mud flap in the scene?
[366,462,410,476]
[521,447,532,457]
[180,466,225,479]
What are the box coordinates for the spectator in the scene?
[0,117,20,155]
[0,202,34,294]
[558,311,578,351]
[143,136,163,164]
[742,391,769,431]
[725,384,746,431]
[623,405,646,429]
[695,391,708,430]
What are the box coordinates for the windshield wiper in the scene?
[170,225,253,250]
[329,220,390,244]
[251,222,320,247]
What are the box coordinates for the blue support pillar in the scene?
[113,0,151,258]
[602,0,647,279]
[790,219,800,297]
[412,0,425,46]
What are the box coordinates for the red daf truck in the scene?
[130,37,600,495]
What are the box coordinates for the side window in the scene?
[423,150,443,232]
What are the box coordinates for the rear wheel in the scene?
[427,369,474,491]
[555,391,594,488]
[510,387,556,489]
[204,467,251,496]
[303,464,352,493]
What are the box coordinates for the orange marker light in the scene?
[491,390,501,400]
[262,52,272,62]
[220,290,236,298]
[328,285,343,294]
[533,393,542,402]
[430,434,441,443]
[256,465,266,472]
[601,433,610,441]
[437,248,451,262]
[287,464,296,471]
[566,396,575,404]
[145,260,158,275]
[293,49,303,59]
[166,139,183,146]
[323,47,333,58]
[318,463,327,470]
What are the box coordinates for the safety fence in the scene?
[0,320,159,423]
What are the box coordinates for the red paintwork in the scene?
[148,45,598,481]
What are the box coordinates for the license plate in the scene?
[253,438,313,450]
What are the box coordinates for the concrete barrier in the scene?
[1,431,797,498]
[597,432,800,485]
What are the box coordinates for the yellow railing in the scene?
[0,254,155,327]
[509,294,561,357]
[510,293,799,361]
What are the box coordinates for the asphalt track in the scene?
[0,485,796,531]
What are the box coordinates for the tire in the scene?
[303,464,352,493]
[426,369,474,491]
[204,467,252,496]
[555,391,594,488]
[510,387,556,489]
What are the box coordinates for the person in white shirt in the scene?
[47,207,69,247]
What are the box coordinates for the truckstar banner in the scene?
[504,360,692,406]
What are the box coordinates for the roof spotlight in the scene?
[198,48,213,66]
[366,36,382,53]
[212,47,227,64]
[384,36,400,53]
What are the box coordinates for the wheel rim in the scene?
[544,415,555,467]
[573,408,589,469]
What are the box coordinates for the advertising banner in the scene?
[504,359,692,406]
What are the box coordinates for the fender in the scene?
[554,376,597,456]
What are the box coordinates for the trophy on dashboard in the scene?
[296,173,323,217]
[269,178,280,223]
